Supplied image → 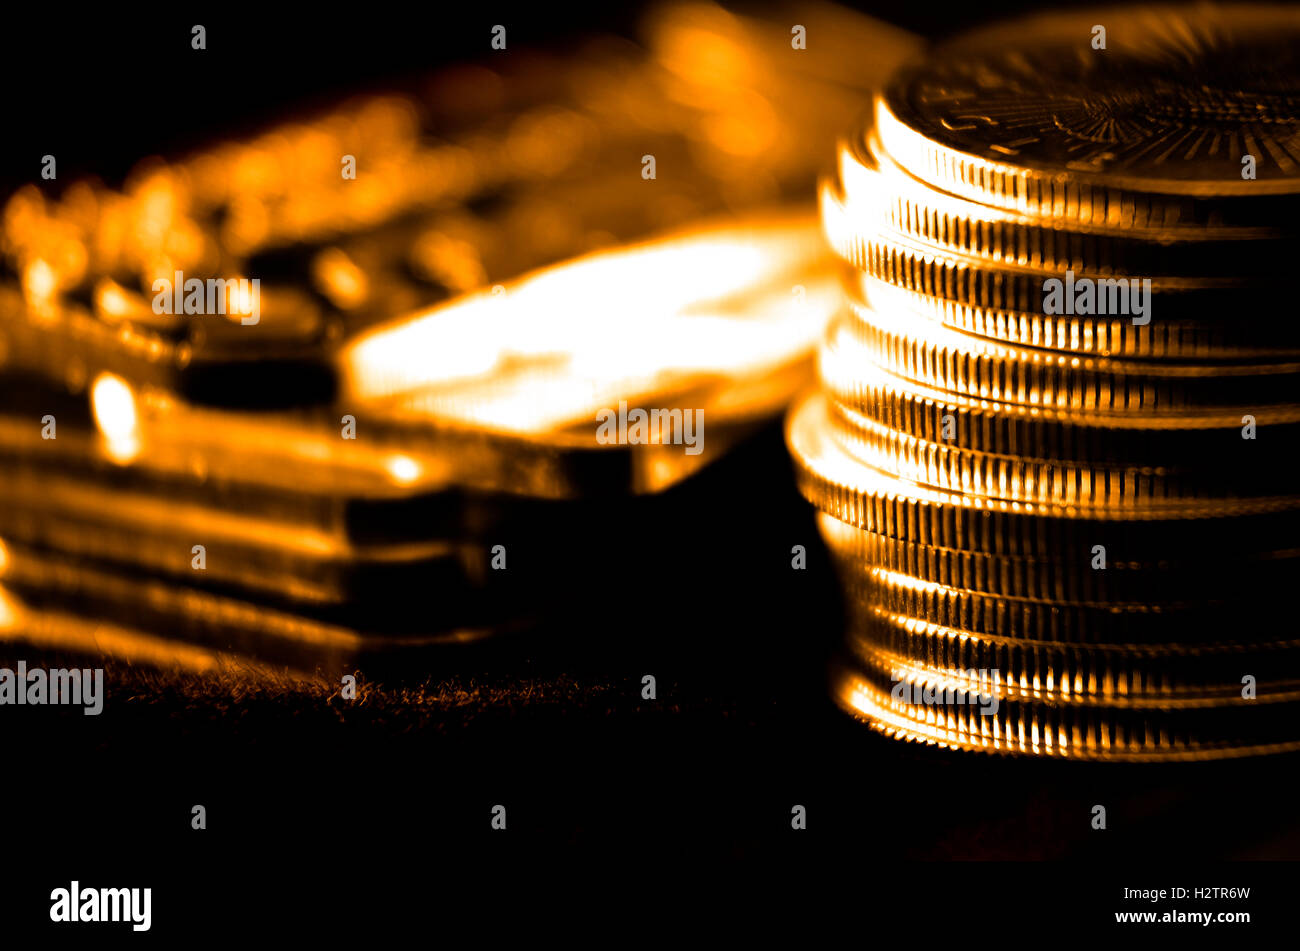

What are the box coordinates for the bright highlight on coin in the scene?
[341,213,834,430]
[91,372,141,463]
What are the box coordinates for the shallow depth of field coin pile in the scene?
[791,3,1300,760]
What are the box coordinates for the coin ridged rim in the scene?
[874,95,1300,221]
[817,510,1300,604]
[834,664,1300,761]
[786,392,1300,545]
[848,634,1300,708]
[833,295,1300,414]
[822,179,1271,289]
[853,131,1289,242]
[822,187,1290,338]
[839,564,1292,645]
[842,569,1300,649]
[825,396,1300,507]
[847,269,1300,360]
[875,5,1300,208]
[819,324,1300,465]
[840,134,1294,277]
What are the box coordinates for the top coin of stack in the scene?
[790,4,1300,760]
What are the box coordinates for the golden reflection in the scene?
[91,373,141,463]
[341,214,833,427]
[0,587,20,629]
[383,453,423,486]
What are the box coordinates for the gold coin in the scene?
[839,133,1296,277]
[831,293,1300,414]
[838,563,1291,646]
[786,392,1300,555]
[824,390,1300,506]
[846,631,1300,707]
[873,6,1300,226]
[822,183,1280,328]
[817,510,1300,605]
[819,320,1300,465]
[833,662,1300,761]
[846,269,1300,360]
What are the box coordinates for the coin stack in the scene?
[789,5,1300,760]
[1,13,867,679]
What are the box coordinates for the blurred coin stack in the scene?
[1,3,912,679]
[790,5,1300,759]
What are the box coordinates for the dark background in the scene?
[0,0,1185,190]
[4,0,1299,938]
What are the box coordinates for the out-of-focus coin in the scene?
[0,546,515,679]
[340,213,833,402]
[0,464,491,615]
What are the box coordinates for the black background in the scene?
[3,0,1299,939]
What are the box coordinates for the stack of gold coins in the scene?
[789,4,1300,760]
